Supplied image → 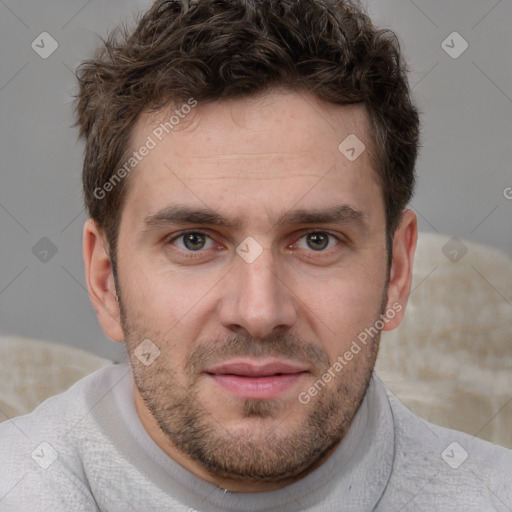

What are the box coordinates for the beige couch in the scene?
[376,232,512,448]
[1,232,511,448]
[0,337,112,421]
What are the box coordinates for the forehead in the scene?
[138,90,372,160]
[121,90,381,227]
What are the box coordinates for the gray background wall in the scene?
[1,0,511,361]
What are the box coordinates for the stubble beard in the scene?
[117,278,387,483]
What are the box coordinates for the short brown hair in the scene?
[75,0,420,262]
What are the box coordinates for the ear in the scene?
[83,218,124,342]
[382,209,417,331]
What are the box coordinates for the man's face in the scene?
[114,90,390,488]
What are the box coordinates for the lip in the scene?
[203,359,309,399]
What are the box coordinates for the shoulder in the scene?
[0,363,130,442]
[382,389,512,511]
[0,364,131,511]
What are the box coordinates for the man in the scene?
[0,0,510,510]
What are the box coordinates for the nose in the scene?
[219,248,298,340]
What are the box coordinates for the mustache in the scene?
[185,332,330,377]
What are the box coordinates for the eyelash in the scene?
[167,230,343,258]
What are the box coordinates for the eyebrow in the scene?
[276,205,367,228]
[143,204,368,231]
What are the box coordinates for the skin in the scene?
[83,89,417,493]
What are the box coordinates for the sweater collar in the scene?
[119,369,395,511]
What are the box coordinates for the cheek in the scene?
[118,256,226,368]
[293,267,386,360]
[121,254,221,324]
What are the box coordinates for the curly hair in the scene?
[75,0,420,262]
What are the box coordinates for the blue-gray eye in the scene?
[295,232,339,251]
[306,232,330,250]
[174,232,214,251]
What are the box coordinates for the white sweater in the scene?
[0,363,510,511]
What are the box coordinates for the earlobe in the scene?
[382,210,417,331]
[83,219,124,342]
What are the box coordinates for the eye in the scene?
[171,231,216,252]
[294,231,340,252]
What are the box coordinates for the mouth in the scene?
[203,360,310,400]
